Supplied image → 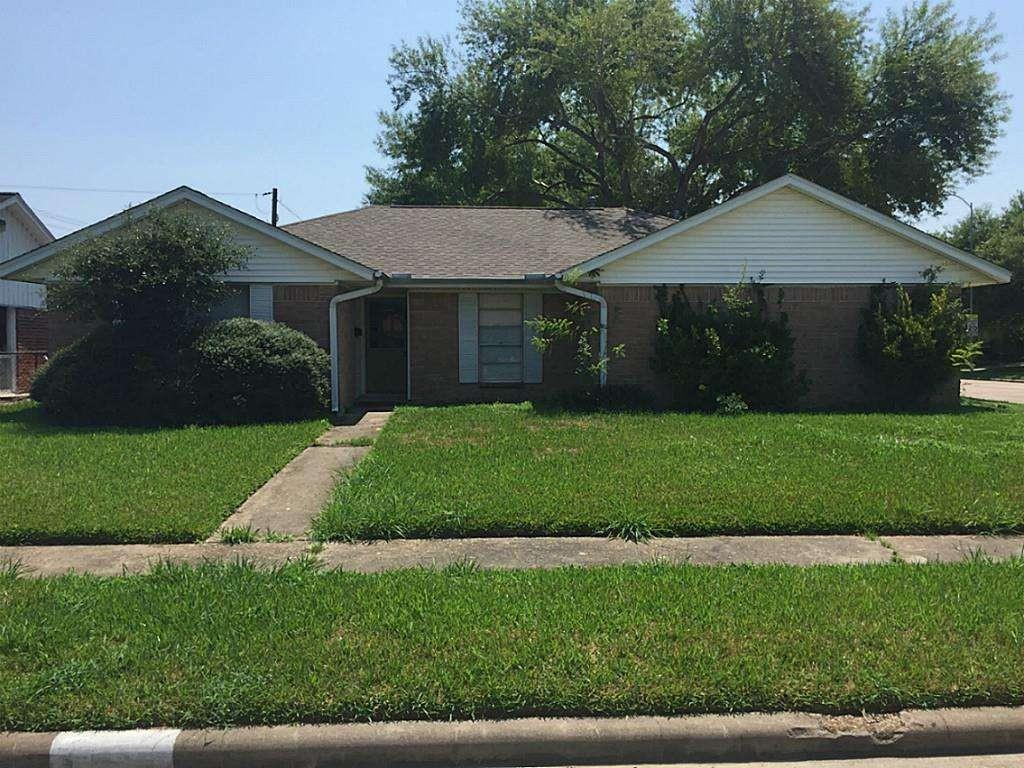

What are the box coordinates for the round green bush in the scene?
[191,318,330,423]
[31,326,190,425]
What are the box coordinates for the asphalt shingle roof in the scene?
[282,205,676,279]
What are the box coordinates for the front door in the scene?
[364,296,407,398]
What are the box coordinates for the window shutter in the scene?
[249,284,274,321]
[523,292,543,384]
[458,292,479,383]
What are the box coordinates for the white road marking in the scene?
[49,729,180,768]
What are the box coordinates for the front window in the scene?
[478,292,523,383]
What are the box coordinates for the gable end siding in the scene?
[598,188,975,285]
[9,201,369,285]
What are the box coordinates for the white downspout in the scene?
[554,279,608,387]
[330,278,384,412]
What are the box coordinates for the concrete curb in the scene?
[4,535,1024,578]
[4,707,1024,767]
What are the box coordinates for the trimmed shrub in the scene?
[651,282,807,411]
[539,384,656,413]
[30,327,191,425]
[191,318,330,424]
[858,281,980,409]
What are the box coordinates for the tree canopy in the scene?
[367,0,1007,219]
[943,191,1024,322]
[47,209,250,345]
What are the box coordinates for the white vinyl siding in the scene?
[478,293,523,383]
[0,210,46,264]
[458,293,479,383]
[598,187,976,285]
[249,284,274,321]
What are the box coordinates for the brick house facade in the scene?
[0,175,1007,408]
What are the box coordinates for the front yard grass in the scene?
[1,559,1022,731]
[0,402,326,544]
[315,401,1024,540]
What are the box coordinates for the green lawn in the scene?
[0,402,326,544]
[1,560,1022,731]
[967,363,1024,382]
[315,402,1024,540]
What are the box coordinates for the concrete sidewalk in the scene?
[5,707,1024,767]
[961,378,1024,404]
[3,534,1023,578]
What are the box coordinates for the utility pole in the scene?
[263,187,279,227]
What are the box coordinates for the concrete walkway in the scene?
[961,378,1024,404]
[209,410,390,540]
[4,534,1023,578]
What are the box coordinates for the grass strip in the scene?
[315,401,1024,540]
[0,402,327,544]
[1,559,1022,731]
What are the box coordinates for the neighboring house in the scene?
[0,174,1011,409]
[0,194,54,393]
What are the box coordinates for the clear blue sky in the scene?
[3,0,1021,237]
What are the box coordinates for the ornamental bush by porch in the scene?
[191,318,330,424]
[31,326,191,425]
[651,282,806,411]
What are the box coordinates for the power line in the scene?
[0,183,259,196]
[278,200,303,221]
[35,209,90,226]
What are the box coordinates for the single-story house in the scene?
[0,193,54,393]
[0,174,1011,409]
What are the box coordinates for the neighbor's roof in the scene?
[283,205,676,279]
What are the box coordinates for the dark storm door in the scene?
[365,296,407,397]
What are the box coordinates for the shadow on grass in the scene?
[0,400,331,437]
[529,395,1011,418]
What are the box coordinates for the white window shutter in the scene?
[249,284,274,321]
[458,292,479,383]
[523,292,543,384]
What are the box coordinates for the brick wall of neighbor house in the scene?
[14,309,49,392]
[408,291,581,404]
[602,284,960,409]
[47,312,94,355]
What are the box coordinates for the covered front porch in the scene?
[0,279,47,396]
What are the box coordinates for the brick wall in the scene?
[407,291,581,404]
[14,309,49,392]
[272,285,337,349]
[602,283,960,409]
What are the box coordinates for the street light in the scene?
[949,192,975,312]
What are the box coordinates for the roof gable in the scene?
[0,193,55,253]
[566,175,1011,286]
[0,187,378,282]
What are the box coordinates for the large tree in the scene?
[943,193,1024,357]
[367,0,1006,219]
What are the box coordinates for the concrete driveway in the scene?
[961,378,1024,404]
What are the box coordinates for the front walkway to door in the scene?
[208,410,392,540]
